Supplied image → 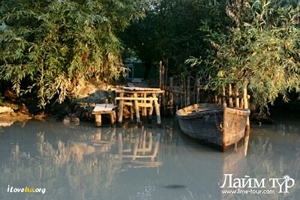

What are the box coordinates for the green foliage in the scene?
[0,0,145,107]
[188,0,300,108]
[121,0,228,76]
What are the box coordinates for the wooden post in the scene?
[163,62,168,116]
[153,93,161,125]
[148,98,154,123]
[187,76,190,106]
[142,92,147,118]
[111,111,116,125]
[182,76,186,107]
[180,77,184,108]
[222,86,226,107]
[240,97,244,109]
[228,84,233,107]
[214,95,218,104]
[243,85,250,131]
[164,60,168,91]
[159,61,164,90]
[95,114,102,126]
[195,74,200,103]
[169,77,174,115]
[243,83,250,156]
[118,92,124,124]
[133,93,141,123]
[235,86,240,108]
[159,60,166,115]
[130,105,134,122]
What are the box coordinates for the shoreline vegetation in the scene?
[0,0,299,122]
[0,79,120,126]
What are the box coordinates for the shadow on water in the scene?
[163,184,186,189]
[0,116,299,200]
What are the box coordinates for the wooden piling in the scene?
[195,74,200,103]
[159,61,164,90]
[243,83,250,156]
[235,86,240,108]
[243,84,250,131]
[182,76,186,107]
[169,77,174,115]
[180,77,184,108]
[228,83,233,107]
[222,86,226,107]
[187,76,190,106]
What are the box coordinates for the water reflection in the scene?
[243,136,300,200]
[0,119,299,199]
[116,126,162,170]
[0,122,163,200]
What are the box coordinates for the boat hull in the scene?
[176,103,250,151]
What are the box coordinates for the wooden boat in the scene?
[176,103,250,151]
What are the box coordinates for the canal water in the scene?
[0,111,299,200]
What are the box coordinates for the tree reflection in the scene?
[221,137,300,200]
[0,126,162,200]
[243,137,300,200]
[1,123,299,199]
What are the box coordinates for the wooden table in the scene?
[115,87,164,124]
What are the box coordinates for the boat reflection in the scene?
[176,130,300,200]
[221,145,247,200]
[0,120,299,200]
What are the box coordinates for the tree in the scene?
[121,0,228,78]
[120,10,161,79]
[188,0,300,111]
[0,0,146,107]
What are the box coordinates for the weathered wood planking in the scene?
[93,104,115,112]
[122,87,162,91]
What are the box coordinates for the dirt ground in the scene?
[0,79,116,124]
[0,78,157,125]
[0,101,48,126]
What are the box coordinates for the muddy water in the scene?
[0,115,299,200]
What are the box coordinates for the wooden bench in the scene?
[92,104,116,126]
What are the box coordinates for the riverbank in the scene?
[1,78,298,127]
[0,78,157,126]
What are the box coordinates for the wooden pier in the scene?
[115,87,164,125]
